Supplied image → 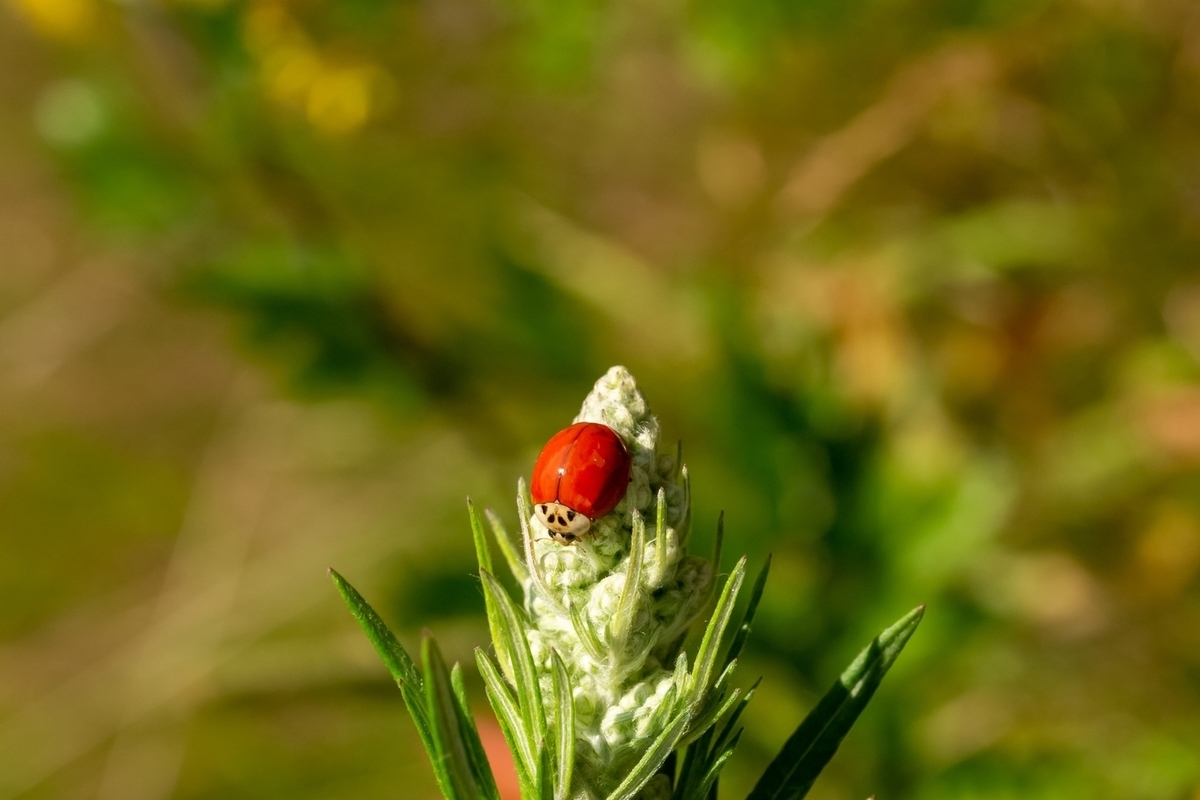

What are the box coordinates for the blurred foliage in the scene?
[2,0,1200,798]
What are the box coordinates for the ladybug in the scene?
[531,422,632,544]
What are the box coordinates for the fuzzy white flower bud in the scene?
[518,367,714,800]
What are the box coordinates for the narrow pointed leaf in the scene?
[567,597,606,662]
[451,663,502,800]
[477,662,535,800]
[329,569,437,767]
[480,569,547,777]
[690,557,746,707]
[330,569,423,691]
[746,606,926,800]
[424,637,482,800]
[653,488,668,587]
[673,725,714,800]
[724,554,771,670]
[470,501,513,682]
[611,510,646,645]
[518,479,560,612]
[550,650,575,800]
[538,741,555,800]
[679,681,740,749]
[604,708,693,800]
[486,509,529,585]
[469,499,494,573]
[713,677,760,752]
[477,649,537,780]
[695,729,742,800]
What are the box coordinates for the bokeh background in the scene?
[2,0,1200,797]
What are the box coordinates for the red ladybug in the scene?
[531,422,632,544]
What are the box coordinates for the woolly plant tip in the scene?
[334,365,923,800]
[498,366,739,800]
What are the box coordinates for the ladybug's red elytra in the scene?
[531,422,632,544]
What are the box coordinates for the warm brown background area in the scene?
[1,0,1199,798]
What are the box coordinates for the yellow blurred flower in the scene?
[8,0,96,40]
[262,44,322,107]
[241,1,385,135]
[306,67,373,135]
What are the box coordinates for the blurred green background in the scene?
[2,0,1200,797]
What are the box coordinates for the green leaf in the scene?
[477,650,537,799]
[695,729,741,800]
[604,707,693,800]
[679,676,739,749]
[517,479,559,611]
[746,606,926,800]
[610,510,646,646]
[538,739,555,800]
[469,499,494,573]
[689,557,746,708]
[724,554,771,670]
[486,508,529,585]
[329,569,442,789]
[713,677,759,752]
[653,488,668,585]
[679,465,692,545]
[424,637,487,800]
[470,500,513,683]
[451,663,503,800]
[673,725,714,800]
[567,596,606,662]
[550,650,575,800]
[480,569,547,783]
[329,568,423,692]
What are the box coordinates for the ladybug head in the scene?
[535,501,592,544]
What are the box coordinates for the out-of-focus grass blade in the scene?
[746,606,926,800]
[424,637,486,800]
[329,569,440,778]
[724,554,770,670]
[451,662,502,800]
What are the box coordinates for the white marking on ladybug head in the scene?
[535,501,592,544]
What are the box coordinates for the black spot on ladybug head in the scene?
[540,505,549,514]
[566,510,576,521]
